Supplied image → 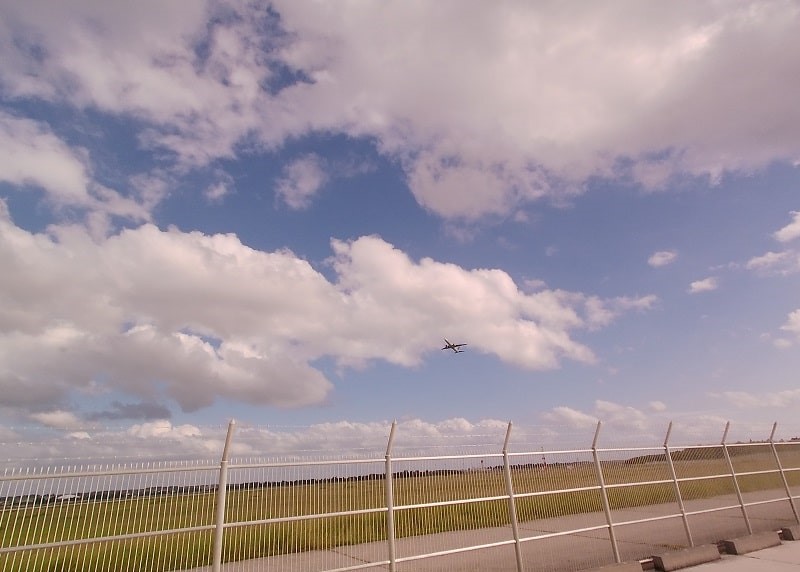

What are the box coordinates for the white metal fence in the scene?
[1,420,799,572]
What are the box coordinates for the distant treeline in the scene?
[0,465,532,507]
[5,441,796,508]
[624,440,797,465]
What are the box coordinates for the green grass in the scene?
[2,446,799,571]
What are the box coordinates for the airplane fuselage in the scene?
[442,338,467,353]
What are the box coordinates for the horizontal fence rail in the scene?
[1,420,799,572]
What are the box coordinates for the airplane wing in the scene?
[442,339,467,351]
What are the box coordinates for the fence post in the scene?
[502,422,525,572]
[212,419,236,572]
[721,421,751,534]
[384,420,398,572]
[664,421,693,546]
[769,422,800,524]
[592,421,620,563]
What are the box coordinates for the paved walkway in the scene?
[686,540,800,570]
[187,489,800,571]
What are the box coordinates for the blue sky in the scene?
[1,1,800,457]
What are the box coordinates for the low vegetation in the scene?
[2,445,798,571]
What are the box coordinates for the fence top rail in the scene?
[228,457,384,470]
[508,447,593,457]
[595,446,671,453]
[0,463,219,482]
[394,452,503,462]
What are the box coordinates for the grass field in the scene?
[2,444,799,571]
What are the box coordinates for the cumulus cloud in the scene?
[0,112,91,203]
[781,309,800,338]
[29,410,83,430]
[688,277,718,293]
[264,1,800,217]
[204,171,235,203]
[773,338,793,349]
[0,113,152,231]
[747,212,800,275]
[774,211,800,243]
[746,250,793,271]
[1,411,796,462]
[594,400,649,432]
[716,389,800,409]
[128,420,201,440]
[542,400,654,441]
[648,250,677,267]
[542,406,598,429]
[2,2,799,219]
[538,400,756,445]
[275,154,329,209]
[0,417,514,461]
[0,210,653,422]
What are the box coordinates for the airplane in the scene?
[442,338,467,353]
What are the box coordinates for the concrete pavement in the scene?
[681,540,800,571]
[187,488,800,571]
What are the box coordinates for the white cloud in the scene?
[688,277,718,293]
[781,309,800,338]
[128,420,201,439]
[0,213,653,421]
[0,113,152,227]
[542,406,598,429]
[582,295,658,329]
[594,400,649,432]
[204,172,234,203]
[774,211,800,243]
[746,212,800,275]
[542,400,654,440]
[204,182,229,202]
[523,278,548,291]
[648,250,677,267]
[539,400,754,445]
[0,112,91,204]
[1,411,797,462]
[0,2,271,167]
[271,2,800,217]
[0,417,513,461]
[275,154,329,210]
[29,410,83,430]
[717,389,800,409]
[2,3,799,220]
[773,338,792,349]
[746,250,792,270]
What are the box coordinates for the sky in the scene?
[1,1,800,459]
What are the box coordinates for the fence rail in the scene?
[2,419,799,572]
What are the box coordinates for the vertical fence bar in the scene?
[664,421,693,546]
[384,420,398,572]
[592,421,620,563]
[769,422,800,524]
[721,421,751,535]
[502,422,525,572]
[212,419,236,572]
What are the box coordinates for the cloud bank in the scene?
[0,205,653,422]
[2,2,799,220]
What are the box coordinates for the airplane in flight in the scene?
[442,339,467,353]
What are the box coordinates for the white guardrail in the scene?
[1,420,799,572]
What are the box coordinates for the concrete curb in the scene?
[722,531,781,555]
[652,544,720,571]
[782,524,800,541]
[586,562,642,571]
